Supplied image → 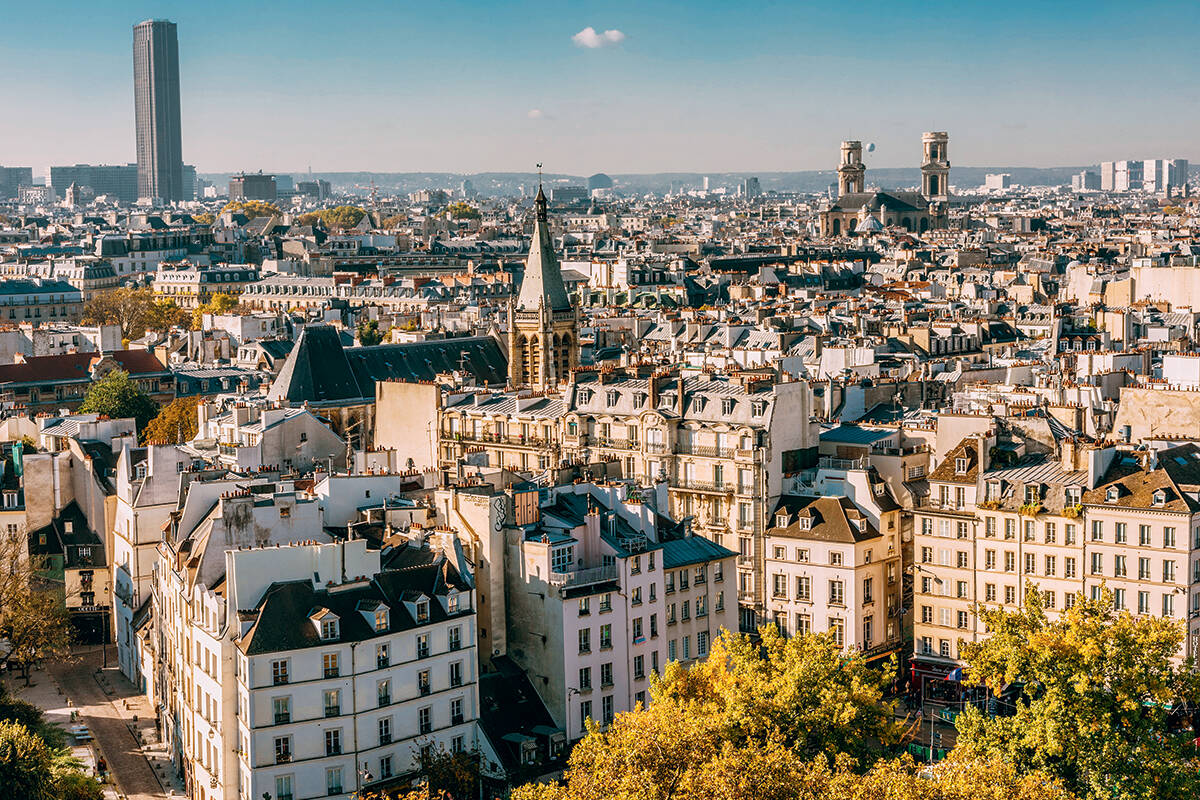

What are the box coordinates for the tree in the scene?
[296,206,367,230]
[381,213,406,228]
[191,212,215,225]
[654,625,901,765]
[0,720,55,800]
[191,292,241,327]
[955,586,1200,800]
[1,583,72,685]
[219,200,280,219]
[356,319,385,346]
[144,299,190,332]
[142,397,199,444]
[418,746,480,800]
[447,202,481,220]
[78,369,159,432]
[81,287,158,340]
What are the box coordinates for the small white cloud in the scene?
[527,109,545,119]
[572,26,625,49]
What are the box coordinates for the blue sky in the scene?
[3,0,1198,174]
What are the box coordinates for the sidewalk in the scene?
[3,663,121,800]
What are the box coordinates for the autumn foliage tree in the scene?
[297,205,367,230]
[220,200,280,219]
[955,586,1200,800]
[513,626,1075,800]
[142,396,200,444]
[82,287,188,340]
[0,536,72,686]
[79,369,159,432]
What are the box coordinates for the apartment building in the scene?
[503,481,735,740]
[764,494,904,660]
[913,434,1200,685]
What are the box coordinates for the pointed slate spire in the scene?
[516,168,571,313]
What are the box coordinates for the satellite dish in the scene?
[867,142,876,153]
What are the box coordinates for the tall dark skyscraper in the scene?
[133,19,183,202]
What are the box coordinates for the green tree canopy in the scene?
[78,369,159,432]
[219,200,280,219]
[142,396,200,445]
[955,585,1200,800]
[356,319,386,346]
[296,205,367,230]
[447,201,481,220]
[81,287,161,340]
[0,720,54,800]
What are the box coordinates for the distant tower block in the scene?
[921,131,950,202]
[837,140,865,197]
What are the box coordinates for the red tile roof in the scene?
[0,350,167,384]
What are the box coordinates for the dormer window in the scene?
[1065,486,1081,507]
[751,401,765,416]
[320,618,339,641]
[633,393,647,409]
[798,516,812,530]
[1024,484,1040,504]
[1153,488,1167,506]
[954,457,968,475]
[1106,485,1120,503]
[776,511,789,528]
[721,398,734,415]
[374,608,389,632]
[135,463,147,479]
[416,599,430,624]
[985,481,1000,502]
[447,592,460,613]
[606,390,619,407]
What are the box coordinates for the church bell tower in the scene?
[921,131,950,203]
[507,179,579,390]
[837,140,865,197]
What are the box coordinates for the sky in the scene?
[3,0,1199,175]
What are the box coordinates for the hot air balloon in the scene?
[867,142,876,153]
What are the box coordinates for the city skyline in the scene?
[3,0,1199,175]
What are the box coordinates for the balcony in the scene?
[274,712,290,725]
[548,564,619,589]
[324,704,339,718]
[818,456,868,471]
[677,443,737,459]
[592,436,637,451]
[674,477,736,494]
[451,431,554,448]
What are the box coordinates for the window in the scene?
[271,659,289,685]
[1005,519,1015,540]
[449,626,462,651]
[417,633,430,658]
[634,655,645,679]
[1138,591,1150,614]
[323,689,340,717]
[985,517,996,537]
[665,572,674,593]
[1113,589,1126,610]
[921,546,933,564]
[1164,527,1176,548]
[985,583,996,602]
[863,577,874,603]
[1139,557,1151,580]
[600,662,613,687]
[379,716,393,745]
[274,736,292,763]
[379,754,393,779]
[1091,520,1103,541]
[419,706,432,734]
[1114,555,1127,577]
[796,613,811,634]
[374,608,388,632]
[1164,560,1176,582]
[1024,553,1036,575]
[325,728,342,756]
[829,618,845,648]
[273,696,291,725]
[1004,585,1016,604]
[450,660,464,688]
[322,652,339,679]
[632,617,644,641]
[683,635,691,660]
[957,611,968,629]
[1091,552,1103,575]
[828,580,844,605]
[773,573,787,598]
[985,549,996,570]
[1065,524,1077,545]
[955,457,968,474]
[376,643,389,668]
[1139,525,1152,546]
[1004,551,1015,572]
[579,666,592,690]
[600,624,612,649]
[326,767,343,796]
[1065,557,1076,578]
[830,551,844,566]
[578,597,591,616]
[631,586,642,605]
[602,695,614,725]
[579,700,592,733]
[1115,523,1127,544]
[416,599,430,623]
[451,697,465,726]
[956,551,968,568]
[957,580,968,598]
[1045,555,1056,576]
[418,669,431,696]
[275,775,294,800]
[600,593,612,612]
[1045,522,1056,544]
[1163,593,1176,617]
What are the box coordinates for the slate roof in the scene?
[767,495,881,543]
[515,189,572,313]
[830,190,928,214]
[658,535,736,569]
[268,324,507,403]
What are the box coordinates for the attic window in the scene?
[776,511,789,528]
[1024,484,1040,504]
[374,608,389,632]
[320,618,339,641]
[751,401,765,416]
[1153,488,1167,506]
[1106,485,1120,502]
[721,398,734,415]
[985,481,1000,502]
[447,592,460,613]
[606,390,619,407]
[135,463,147,479]
[954,457,968,475]
[416,599,430,624]
[798,516,812,530]
[633,393,647,409]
